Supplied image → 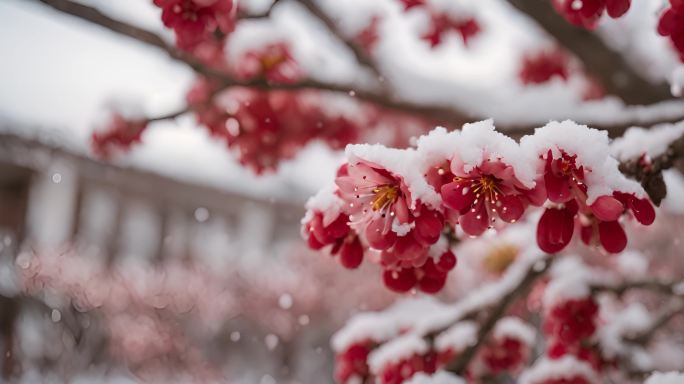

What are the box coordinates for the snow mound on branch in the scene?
[345,144,442,210]
[520,120,645,203]
[368,334,428,373]
[616,250,649,278]
[493,316,535,345]
[434,321,477,353]
[646,372,684,384]
[542,257,598,308]
[671,66,684,97]
[331,296,448,352]
[334,247,547,352]
[597,303,651,359]
[415,126,460,171]
[519,356,599,384]
[662,170,684,214]
[415,248,547,334]
[610,121,684,162]
[405,371,465,384]
[303,182,345,226]
[456,120,536,188]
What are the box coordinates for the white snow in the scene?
[597,303,652,359]
[331,296,449,352]
[611,121,684,162]
[368,334,429,373]
[671,66,684,97]
[434,321,478,353]
[662,170,684,214]
[303,182,345,226]
[519,356,599,384]
[616,250,649,278]
[415,126,461,172]
[453,120,537,188]
[542,256,597,308]
[493,316,536,346]
[521,120,646,203]
[405,371,465,384]
[645,372,684,384]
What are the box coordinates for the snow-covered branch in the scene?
[445,256,552,374]
[505,0,673,105]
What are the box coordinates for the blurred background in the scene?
[1,0,684,383]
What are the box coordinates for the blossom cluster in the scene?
[302,120,655,294]
[658,0,684,62]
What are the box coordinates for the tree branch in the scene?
[31,0,684,137]
[446,257,553,375]
[505,0,673,106]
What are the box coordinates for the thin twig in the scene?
[238,0,283,20]
[147,106,192,123]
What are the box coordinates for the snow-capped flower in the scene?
[522,121,654,254]
[336,158,443,251]
[438,121,542,236]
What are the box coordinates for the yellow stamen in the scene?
[260,54,287,71]
[371,185,399,211]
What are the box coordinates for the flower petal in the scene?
[418,274,447,294]
[498,195,525,223]
[545,171,572,203]
[460,205,489,236]
[590,195,624,222]
[606,0,630,18]
[365,218,396,250]
[441,181,475,212]
[383,268,417,293]
[536,207,575,253]
[598,220,627,253]
[414,208,443,246]
[628,196,655,225]
[339,237,364,269]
